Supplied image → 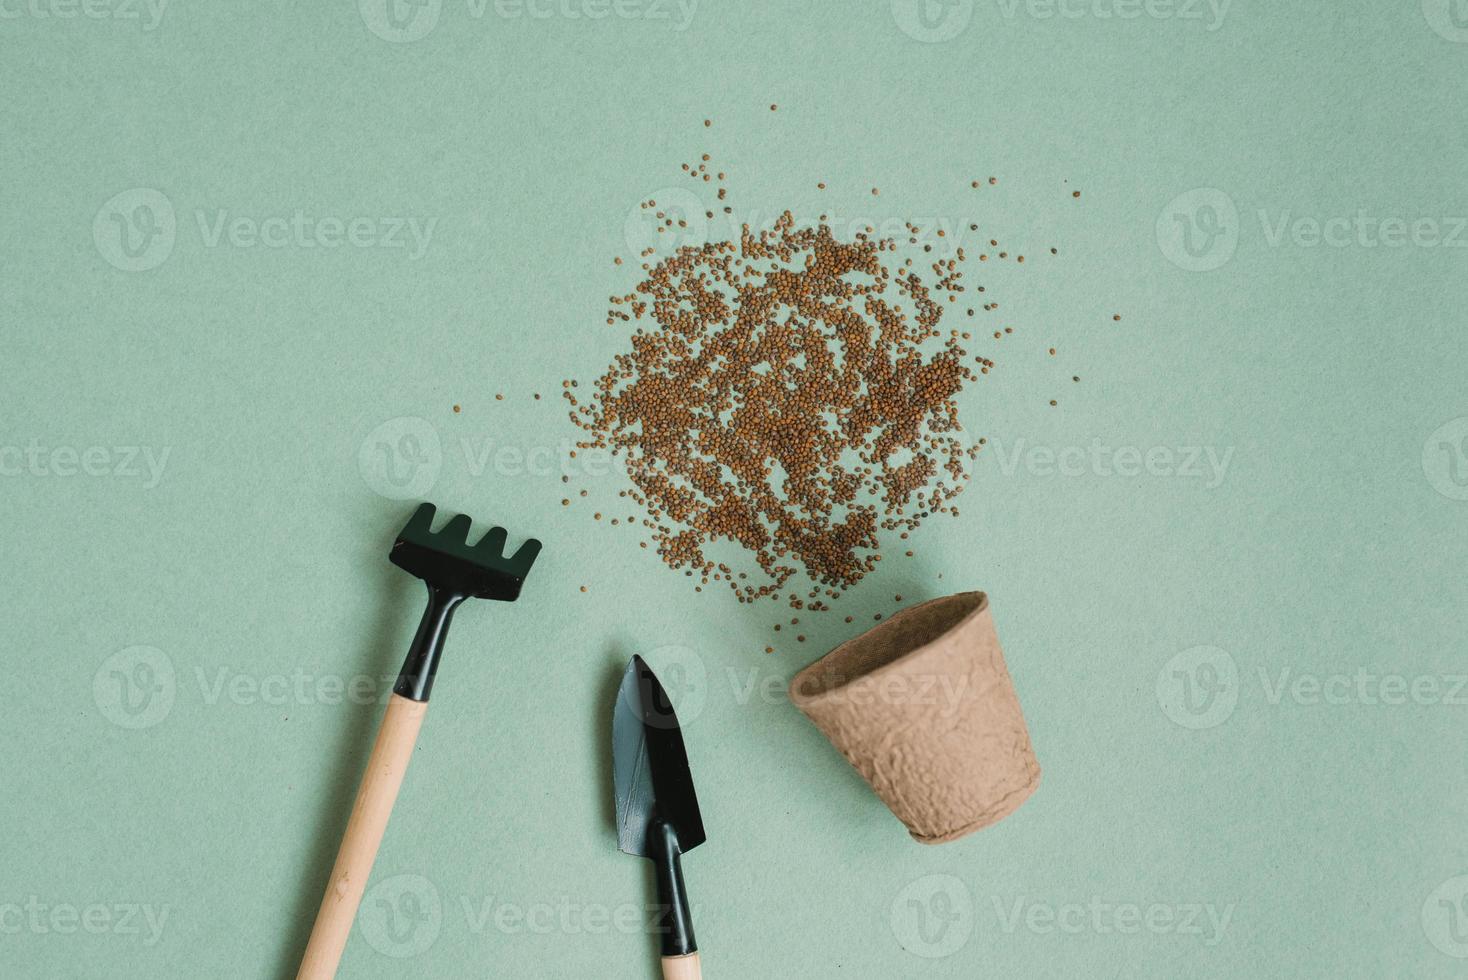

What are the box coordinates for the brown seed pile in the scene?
[565,192,985,603]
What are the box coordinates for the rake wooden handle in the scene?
[297,693,427,980]
[662,951,702,979]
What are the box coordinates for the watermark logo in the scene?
[983,437,1234,488]
[486,0,697,28]
[94,188,176,272]
[1423,0,1468,42]
[994,0,1230,31]
[359,416,442,500]
[360,0,442,42]
[0,440,170,488]
[460,895,700,935]
[992,895,1234,945]
[630,644,709,727]
[360,0,695,42]
[1258,666,1467,708]
[93,646,176,729]
[0,898,170,946]
[1157,188,1238,272]
[624,188,709,259]
[891,874,974,958]
[1257,210,1467,250]
[726,207,976,260]
[94,190,433,268]
[891,0,974,42]
[0,0,168,30]
[359,874,442,958]
[1423,417,1468,501]
[1156,646,1238,729]
[1423,875,1468,958]
[193,210,436,258]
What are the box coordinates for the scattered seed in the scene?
[564,129,1100,605]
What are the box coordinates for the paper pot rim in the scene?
[786,590,989,708]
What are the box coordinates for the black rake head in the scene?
[390,502,542,601]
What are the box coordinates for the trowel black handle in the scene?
[651,820,701,977]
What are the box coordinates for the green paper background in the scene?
[3,1,1466,976]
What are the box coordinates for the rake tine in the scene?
[508,538,544,574]
[401,501,437,538]
[476,526,509,556]
[438,513,473,543]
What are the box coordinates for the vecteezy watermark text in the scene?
[0,0,167,30]
[93,188,437,272]
[359,0,696,43]
[984,437,1234,488]
[355,873,708,959]
[1158,646,1468,730]
[0,898,169,946]
[1159,187,1468,271]
[994,0,1230,32]
[991,895,1234,946]
[359,415,615,501]
[888,874,1234,960]
[195,210,435,259]
[0,440,169,489]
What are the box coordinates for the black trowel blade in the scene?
[612,655,706,858]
